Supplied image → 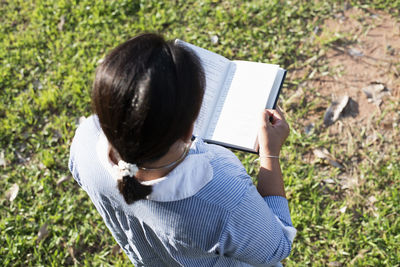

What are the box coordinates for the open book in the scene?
[176,40,286,153]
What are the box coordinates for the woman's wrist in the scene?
[259,154,280,168]
[257,156,286,198]
[259,154,279,159]
[259,149,281,158]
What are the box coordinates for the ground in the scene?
[281,8,399,264]
[1,1,399,265]
[287,7,399,193]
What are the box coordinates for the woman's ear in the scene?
[108,143,121,165]
[182,123,195,143]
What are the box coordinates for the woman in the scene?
[69,33,296,266]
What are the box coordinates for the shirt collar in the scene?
[96,132,214,202]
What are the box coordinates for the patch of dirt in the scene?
[321,8,399,125]
[291,7,399,144]
[288,7,400,195]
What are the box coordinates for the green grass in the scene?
[1,0,399,265]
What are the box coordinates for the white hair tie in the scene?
[117,160,139,177]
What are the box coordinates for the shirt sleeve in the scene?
[68,133,83,187]
[219,184,296,266]
[68,116,100,190]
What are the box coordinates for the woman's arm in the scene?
[219,108,294,265]
[219,185,295,265]
[257,107,289,198]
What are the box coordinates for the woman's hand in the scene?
[258,106,289,157]
[256,106,289,198]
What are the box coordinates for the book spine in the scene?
[272,70,286,109]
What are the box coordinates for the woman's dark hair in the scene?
[92,33,205,204]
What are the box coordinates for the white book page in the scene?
[175,40,231,138]
[210,61,279,150]
[203,63,236,140]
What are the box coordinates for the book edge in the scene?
[272,69,287,109]
[203,139,258,154]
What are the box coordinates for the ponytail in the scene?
[117,175,152,204]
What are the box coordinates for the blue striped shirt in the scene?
[69,116,296,266]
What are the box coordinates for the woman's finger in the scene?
[275,106,286,121]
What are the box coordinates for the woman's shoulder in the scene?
[69,115,122,197]
[73,115,101,139]
[70,115,103,155]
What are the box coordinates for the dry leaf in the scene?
[339,206,347,213]
[0,150,5,167]
[15,151,28,163]
[57,15,65,31]
[285,87,305,108]
[68,246,78,263]
[348,48,363,57]
[56,175,71,186]
[324,95,349,126]
[33,79,43,90]
[313,148,344,169]
[362,83,384,98]
[350,249,369,265]
[362,83,390,107]
[328,261,342,267]
[327,158,344,169]
[340,176,359,190]
[323,178,335,184]
[313,148,331,159]
[368,195,377,204]
[38,223,49,242]
[6,183,19,202]
[210,35,219,45]
[111,244,121,256]
[304,123,315,135]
